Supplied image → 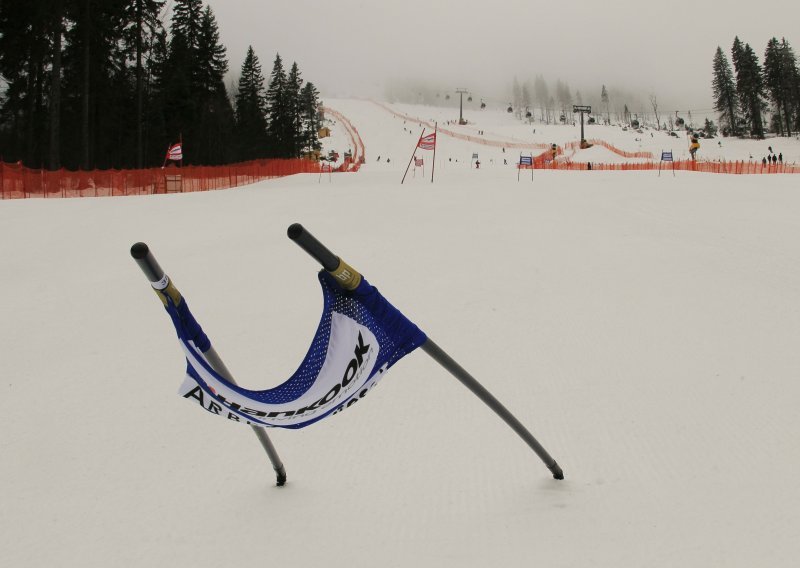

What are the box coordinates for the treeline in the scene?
[713,36,800,138]
[0,0,322,170]
[508,77,644,126]
[385,78,647,127]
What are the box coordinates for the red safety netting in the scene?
[324,106,365,171]
[523,158,800,174]
[563,139,655,160]
[0,158,323,199]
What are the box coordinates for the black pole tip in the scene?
[276,471,287,487]
[130,242,150,259]
[287,223,304,240]
[550,462,564,480]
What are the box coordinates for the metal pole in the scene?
[420,339,563,479]
[580,111,585,143]
[287,223,564,480]
[130,242,287,486]
[401,128,425,185]
[431,122,437,183]
[455,88,468,125]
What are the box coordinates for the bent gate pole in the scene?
[130,242,288,486]
[401,128,424,185]
[286,223,564,480]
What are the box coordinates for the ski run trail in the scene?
[2,98,800,568]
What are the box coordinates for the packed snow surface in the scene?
[2,99,799,567]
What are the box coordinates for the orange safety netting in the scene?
[563,139,655,160]
[522,158,800,174]
[0,158,322,199]
[323,106,365,171]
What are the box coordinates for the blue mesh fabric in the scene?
[168,270,427,409]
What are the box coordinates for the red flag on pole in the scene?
[166,143,183,161]
[417,132,436,151]
[414,158,424,166]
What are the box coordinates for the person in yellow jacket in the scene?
[689,135,700,161]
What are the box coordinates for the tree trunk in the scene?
[49,0,63,170]
[728,96,737,136]
[80,0,91,170]
[135,0,143,168]
[24,59,38,166]
[784,96,793,137]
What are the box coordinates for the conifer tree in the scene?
[285,61,303,157]
[171,0,203,53]
[555,80,572,119]
[764,37,798,136]
[512,76,522,111]
[161,0,203,158]
[234,46,267,160]
[265,53,289,157]
[521,82,531,113]
[195,5,233,164]
[299,81,321,154]
[533,76,549,122]
[712,46,740,136]
[601,85,609,124]
[0,0,52,166]
[732,37,766,138]
[0,3,325,168]
[122,0,165,167]
[145,26,170,164]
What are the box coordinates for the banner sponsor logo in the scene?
[178,312,380,427]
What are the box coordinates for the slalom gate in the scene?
[0,158,322,200]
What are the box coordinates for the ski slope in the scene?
[2,98,800,567]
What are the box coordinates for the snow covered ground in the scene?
[2,99,800,567]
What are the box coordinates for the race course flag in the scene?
[518,155,533,181]
[287,224,564,481]
[414,158,424,166]
[403,124,438,184]
[166,143,183,161]
[659,149,675,177]
[162,142,183,168]
[131,227,564,484]
[417,132,436,150]
[169,268,426,429]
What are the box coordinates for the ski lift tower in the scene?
[455,88,469,125]
[573,104,591,148]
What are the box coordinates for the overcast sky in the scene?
[203,0,799,113]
